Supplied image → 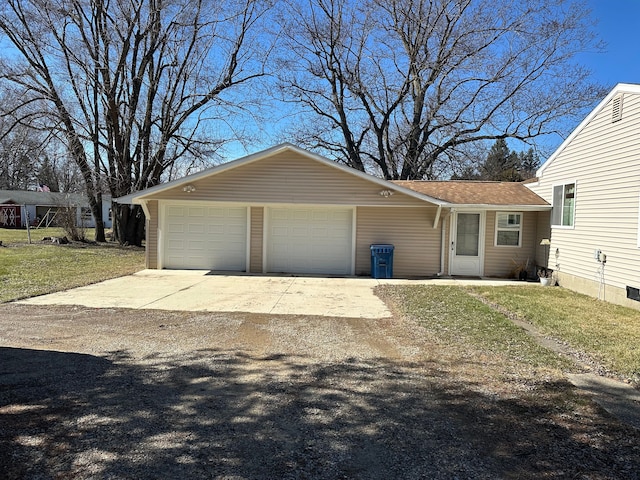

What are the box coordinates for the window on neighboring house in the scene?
[81,207,93,221]
[495,212,522,246]
[552,182,575,227]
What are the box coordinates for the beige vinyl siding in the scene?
[145,200,159,269]
[483,211,538,278]
[530,92,640,290]
[355,207,441,277]
[146,151,428,207]
[250,207,263,273]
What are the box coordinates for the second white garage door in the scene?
[164,204,247,270]
[266,207,353,275]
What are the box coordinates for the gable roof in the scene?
[116,143,449,207]
[393,180,550,209]
[537,83,640,177]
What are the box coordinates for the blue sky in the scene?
[580,0,640,86]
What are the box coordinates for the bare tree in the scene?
[0,0,270,244]
[0,125,39,190]
[278,0,605,180]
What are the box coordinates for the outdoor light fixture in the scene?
[183,184,196,193]
[379,189,394,197]
[540,238,551,269]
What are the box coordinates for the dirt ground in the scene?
[1,303,639,479]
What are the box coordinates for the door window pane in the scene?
[456,213,479,256]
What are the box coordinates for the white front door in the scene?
[450,211,485,276]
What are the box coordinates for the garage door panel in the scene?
[167,206,185,216]
[188,239,205,249]
[267,207,352,275]
[164,204,247,270]
[226,224,246,235]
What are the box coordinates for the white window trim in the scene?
[494,211,523,247]
[551,180,577,229]
[637,192,640,248]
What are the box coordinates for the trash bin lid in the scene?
[370,244,394,252]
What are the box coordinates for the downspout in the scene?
[437,210,448,277]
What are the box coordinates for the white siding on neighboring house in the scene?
[529,85,640,304]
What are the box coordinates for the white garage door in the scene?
[164,204,247,270]
[267,207,353,275]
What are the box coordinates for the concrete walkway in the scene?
[567,374,640,430]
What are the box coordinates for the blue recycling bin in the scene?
[370,244,394,279]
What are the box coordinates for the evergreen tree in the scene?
[518,148,540,179]
[450,166,481,180]
[480,139,522,181]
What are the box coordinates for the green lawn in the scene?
[380,284,572,370]
[1,226,73,244]
[468,285,640,382]
[0,227,144,303]
[380,284,640,387]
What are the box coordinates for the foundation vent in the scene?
[612,94,623,123]
[626,286,640,302]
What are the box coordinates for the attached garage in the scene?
[266,206,353,275]
[162,203,247,270]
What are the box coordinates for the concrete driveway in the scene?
[17,270,525,318]
[17,270,394,318]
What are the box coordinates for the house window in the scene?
[81,207,93,222]
[495,212,522,247]
[552,182,575,227]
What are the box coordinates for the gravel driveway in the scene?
[1,302,639,479]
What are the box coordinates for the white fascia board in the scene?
[537,83,640,177]
[115,142,451,207]
[450,204,551,211]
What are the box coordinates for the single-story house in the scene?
[526,83,640,309]
[0,190,112,229]
[117,143,551,278]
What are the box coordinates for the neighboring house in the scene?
[117,143,550,278]
[0,190,112,229]
[527,83,640,309]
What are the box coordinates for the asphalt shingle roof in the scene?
[392,180,549,206]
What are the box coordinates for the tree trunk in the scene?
[113,203,145,247]
[93,191,106,242]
